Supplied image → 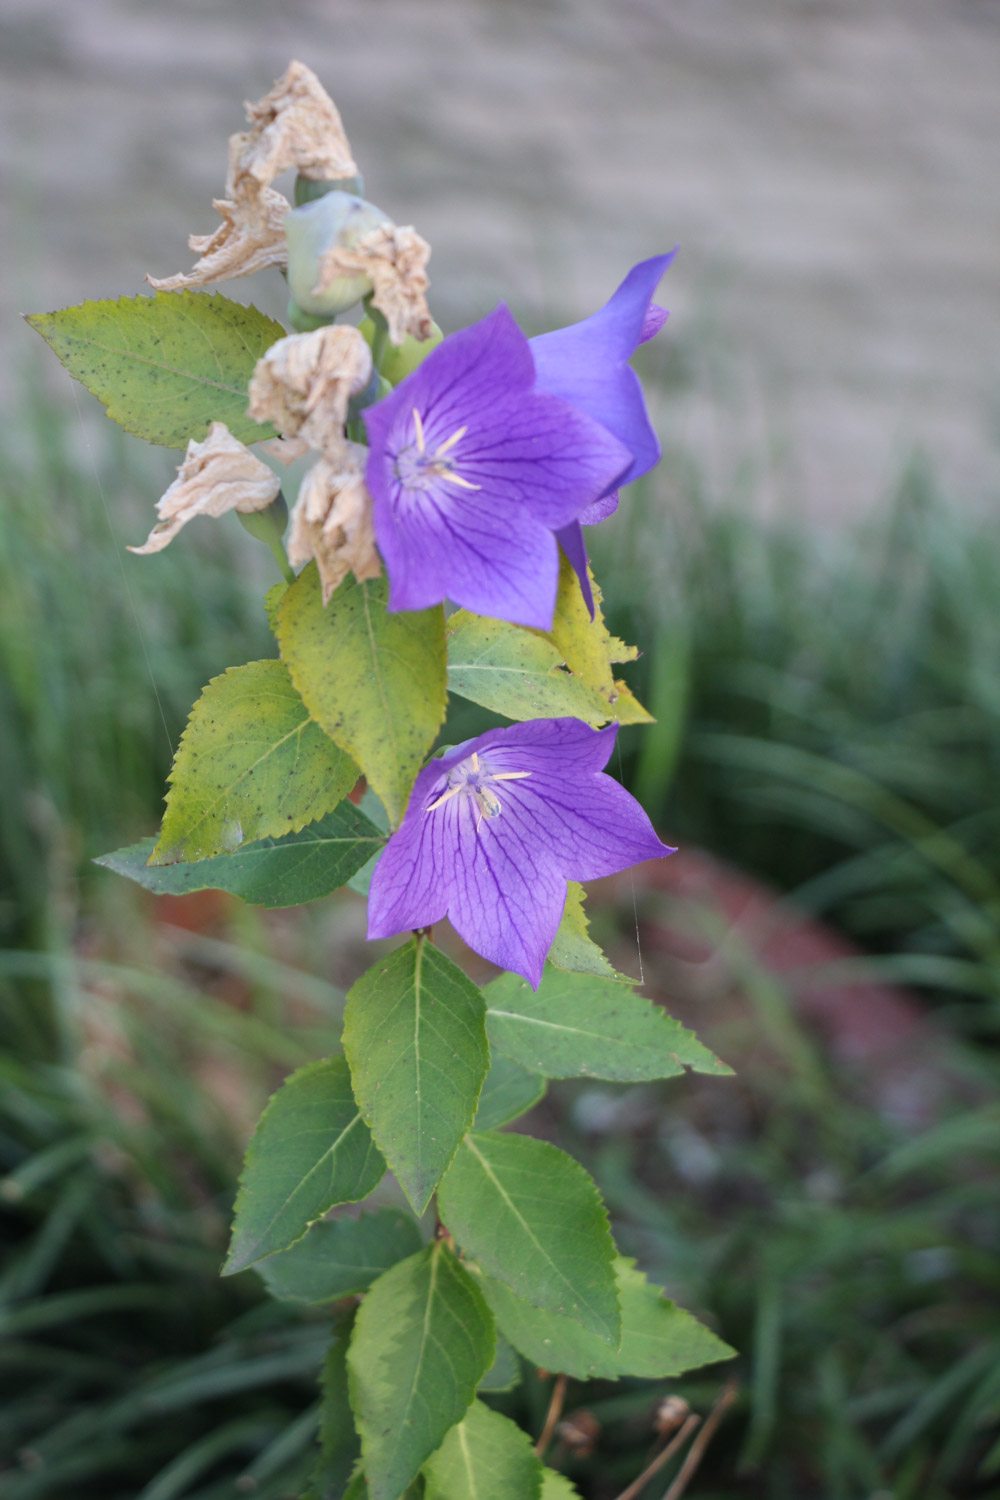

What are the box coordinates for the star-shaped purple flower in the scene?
[530,252,676,614]
[366,717,673,987]
[363,306,632,630]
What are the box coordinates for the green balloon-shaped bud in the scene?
[359,316,445,384]
[236,491,288,547]
[285,191,392,318]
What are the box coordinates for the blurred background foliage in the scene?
[2,336,999,1499]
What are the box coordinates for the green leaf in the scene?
[446,610,610,725]
[259,1209,423,1304]
[347,789,390,897]
[277,566,447,827]
[438,1133,619,1346]
[98,803,384,908]
[309,1314,361,1499]
[477,1335,521,1394]
[26,291,283,448]
[476,1256,735,1381]
[225,1057,386,1275]
[547,883,632,982]
[545,553,652,725]
[540,1471,582,1499]
[423,1400,541,1500]
[343,939,489,1215]
[152,659,358,865]
[265,580,289,634]
[484,967,731,1082]
[348,1242,495,1500]
[473,1054,546,1133]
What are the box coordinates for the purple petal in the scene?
[374,477,561,628]
[640,304,669,344]
[367,718,673,987]
[555,521,595,619]
[470,718,620,778]
[393,303,535,419]
[530,252,676,487]
[501,772,672,882]
[364,303,631,628]
[446,795,568,986]
[578,491,619,527]
[456,392,631,530]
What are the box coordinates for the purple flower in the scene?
[530,253,675,614]
[363,306,632,630]
[367,718,673,987]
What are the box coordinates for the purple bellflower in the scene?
[363,305,632,630]
[530,252,676,614]
[367,717,673,988]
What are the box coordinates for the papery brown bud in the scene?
[247,325,373,458]
[653,1396,691,1436]
[556,1411,600,1458]
[287,443,381,603]
[128,422,280,555]
[314,223,432,346]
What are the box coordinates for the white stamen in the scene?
[425,782,463,812]
[412,407,426,454]
[439,472,482,491]
[434,424,467,458]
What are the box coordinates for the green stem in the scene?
[268,536,296,585]
[366,300,390,371]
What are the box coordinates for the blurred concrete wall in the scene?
[3,0,998,519]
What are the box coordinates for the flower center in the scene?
[425,750,531,829]
[393,408,482,494]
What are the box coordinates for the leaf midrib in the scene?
[461,1137,613,1337]
[41,325,253,398]
[243,1109,366,1262]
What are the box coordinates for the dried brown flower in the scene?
[314,223,432,345]
[146,185,290,293]
[287,444,381,603]
[247,324,373,458]
[129,422,280,555]
[234,60,357,190]
[146,61,356,292]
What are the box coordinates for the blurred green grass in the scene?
[2,371,1000,1497]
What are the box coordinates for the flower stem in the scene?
[534,1373,567,1457]
[366,299,389,371]
[612,1416,699,1500]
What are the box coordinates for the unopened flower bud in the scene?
[285,192,392,317]
[360,315,445,385]
[556,1411,600,1458]
[236,491,289,547]
[653,1396,691,1436]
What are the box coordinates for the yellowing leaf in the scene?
[152,659,357,864]
[542,553,652,725]
[277,565,447,827]
[27,292,284,449]
[446,609,611,725]
[548,882,633,982]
